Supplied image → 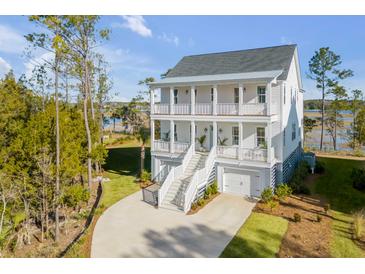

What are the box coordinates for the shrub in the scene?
[210,181,218,194]
[197,198,205,207]
[351,167,365,191]
[315,160,325,174]
[275,184,292,201]
[293,213,301,223]
[298,185,311,195]
[267,200,279,212]
[354,149,365,157]
[353,210,365,240]
[61,184,90,208]
[140,170,151,182]
[261,187,274,203]
[191,202,198,211]
[288,161,311,194]
[316,214,322,222]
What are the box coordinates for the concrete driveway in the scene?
[91,191,256,258]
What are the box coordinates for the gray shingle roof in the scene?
[165,44,297,81]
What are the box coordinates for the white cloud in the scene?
[0,25,26,54]
[280,36,293,45]
[0,57,11,76]
[113,16,152,38]
[158,32,179,46]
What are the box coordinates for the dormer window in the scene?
[257,86,266,103]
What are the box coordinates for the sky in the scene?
[0,15,365,101]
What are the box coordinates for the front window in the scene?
[292,123,296,140]
[232,126,239,145]
[257,86,266,103]
[234,88,239,104]
[174,89,178,104]
[257,127,266,147]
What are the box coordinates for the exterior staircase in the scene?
[160,152,208,212]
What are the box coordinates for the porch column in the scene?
[213,84,218,115]
[170,120,175,153]
[191,121,195,151]
[150,88,155,115]
[151,119,155,151]
[213,121,218,147]
[169,87,174,115]
[266,82,272,116]
[191,86,195,115]
[267,121,272,163]
[238,82,244,115]
[238,122,243,160]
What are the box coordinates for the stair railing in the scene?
[158,144,194,207]
[183,146,216,213]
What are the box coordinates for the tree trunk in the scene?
[140,144,145,176]
[54,56,60,243]
[320,86,325,151]
[0,194,6,235]
[334,111,337,150]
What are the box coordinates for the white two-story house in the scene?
[147,44,303,213]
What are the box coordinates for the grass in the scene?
[220,212,288,258]
[64,139,150,257]
[330,210,364,258]
[314,157,365,213]
[312,156,365,257]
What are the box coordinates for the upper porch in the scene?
[149,70,282,117]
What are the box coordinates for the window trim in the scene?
[173,89,178,104]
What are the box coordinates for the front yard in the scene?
[222,156,365,258]
[64,141,149,257]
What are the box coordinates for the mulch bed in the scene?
[187,193,220,215]
[254,193,332,258]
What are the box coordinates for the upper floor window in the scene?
[292,123,296,140]
[256,127,265,147]
[173,89,178,104]
[234,88,239,104]
[232,126,239,145]
[257,86,266,103]
[283,85,286,104]
[211,88,214,102]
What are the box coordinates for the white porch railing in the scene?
[173,104,190,115]
[217,103,238,115]
[242,103,267,115]
[153,140,170,152]
[217,146,269,162]
[158,144,193,207]
[195,103,212,115]
[154,103,169,114]
[183,146,216,213]
[174,141,190,153]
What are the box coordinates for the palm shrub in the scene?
[196,135,206,150]
[275,184,292,201]
[140,170,151,182]
[261,187,274,203]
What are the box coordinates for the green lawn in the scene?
[65,141,149,257]
[314,157,365,213]
[330,210,364,258]
[220,212,288,258]
[313,157,365,257]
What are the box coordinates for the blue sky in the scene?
[0,15,364,100]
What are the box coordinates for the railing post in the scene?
[266,82,272,116]
[191,121,195,152]
[150,88,155,115]
[170,87,174,115]
[170,120,175,153]
[213,84,217,115]
[238,122,243,160]
[151,119,155,151]
[238,82,244,115]
[191,86,195,115]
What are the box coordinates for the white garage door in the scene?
[223,170,262,197]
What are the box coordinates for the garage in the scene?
[223,169,262,197]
